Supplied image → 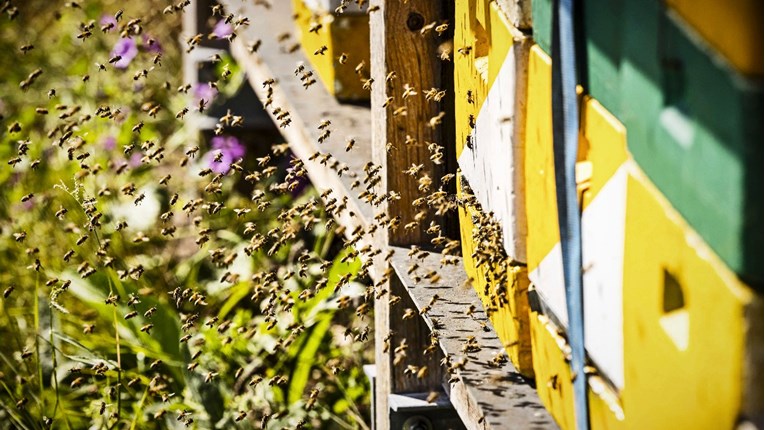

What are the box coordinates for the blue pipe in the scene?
[551,0,589,428]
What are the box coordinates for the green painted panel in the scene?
[531,0,552,55]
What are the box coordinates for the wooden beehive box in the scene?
[524,40,762,430]
[291,0,371,102]
[454,0,535,377]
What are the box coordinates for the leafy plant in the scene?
[0,1,373,428]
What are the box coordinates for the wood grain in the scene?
[389,247,558,430]
[370,0,458,249]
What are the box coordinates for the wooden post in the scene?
[370,1,456,429]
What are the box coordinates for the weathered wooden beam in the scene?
[369,1,458,429]
[370,0,457,249]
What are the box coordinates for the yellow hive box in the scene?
[454,0,535,377]
[665,0,763,76]
[291,0,370,101]
[524,44,761,429]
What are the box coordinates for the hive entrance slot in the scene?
[660,269,689,351]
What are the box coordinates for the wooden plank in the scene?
[388,247,558,430]
[387,269,446,394]
[220,0,375,240]
[369,1,458,428]
[370,0,458,248]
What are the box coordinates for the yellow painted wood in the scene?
[292,0,370,101]
[525,45,630,272]
[530,165,757,429]
[620,164,755,429]
[457,177,534,377]
[529,312,624,430]
[455,0,534,377]
[665,0,762,75]
[524,45,558,274]
[455,0,515,158]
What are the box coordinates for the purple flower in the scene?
[212,19,233,39]
[204,136,245,174]
[102,136,116,151]
[142,34,163,54]
[111,38,138,69]
[128,152,143,167]
[100,14,117,31]
[193,83,218,105]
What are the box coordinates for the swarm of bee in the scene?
[0,0,515,428]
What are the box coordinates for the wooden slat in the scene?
[389,247,558,430]
[369,1,459,428]
[221,0,374,240]
[370,0,458,248]
[387,270,446,394]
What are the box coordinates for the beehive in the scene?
[531,0,764,283]
[525,44,761,429]
[454,0,534,377]
[291,0,370,101]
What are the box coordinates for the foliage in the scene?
[0,1,373,428]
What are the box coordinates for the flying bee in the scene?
[197,98,208,113]
[308,21,322,33]
[314,45,327,55]
[235,411,247,422]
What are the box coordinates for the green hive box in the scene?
[531,0,763,285]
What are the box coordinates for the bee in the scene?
[235,411,247,422]
[70,377,85,388]
[338,53,348,64]
[308,21,322,33]
[314,45,327,55]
